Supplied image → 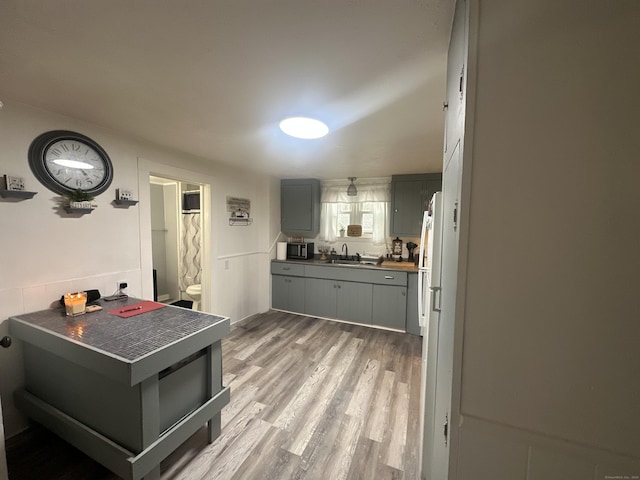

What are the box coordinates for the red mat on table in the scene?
[107,300,166,318]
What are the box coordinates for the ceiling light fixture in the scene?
[347,177,357,196]
[279,117,329,139]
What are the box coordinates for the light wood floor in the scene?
[7,310,423,480]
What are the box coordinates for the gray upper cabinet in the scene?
[391,173,443,236]
[281,179,321,235]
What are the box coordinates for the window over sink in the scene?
[337,203,374,236]
[319,178,390,244]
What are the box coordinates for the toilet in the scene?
[185,284,202,311]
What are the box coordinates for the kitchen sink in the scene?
[325,259,379,267]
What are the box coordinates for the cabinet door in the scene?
[392,178,424,236]
[336,281,373,325]
[281,179,320,235]
[304,277,337,318]
[272,275,305,313]
[391,174,442,236]
[372,285,407,330]
[288,276,306,313]
[272,275,289,310]
[443,0,466,157]
[406,273,420,335]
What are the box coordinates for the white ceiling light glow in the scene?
[279,117,329,139]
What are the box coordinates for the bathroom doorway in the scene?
[149,175,206,309]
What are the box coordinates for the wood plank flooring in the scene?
[6,310,423,480]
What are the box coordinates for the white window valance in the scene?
[320,178,391,203]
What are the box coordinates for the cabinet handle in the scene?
[283,267,290,271]
[384,275,394,280]
[430,287,441,312]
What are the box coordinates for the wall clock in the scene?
[28,130,113,196]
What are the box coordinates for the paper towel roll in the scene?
[276,242,287,260]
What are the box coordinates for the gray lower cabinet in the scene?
[372,285,407,330]
[305,277,337,318]
[406,272,420,335]
[305,278,373,325]
[272,275,305,312]
[271,262,306,312]
[337,281,373,324]
[272,261,412,332]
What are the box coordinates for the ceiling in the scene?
[0,0,453,180]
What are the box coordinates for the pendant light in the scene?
[347,177,357,196]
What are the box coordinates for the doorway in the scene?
[137,159,213,313]
[149,175,207,309]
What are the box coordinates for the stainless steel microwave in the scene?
[287,242,314,260]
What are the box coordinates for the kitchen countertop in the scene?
[10,297,230,386]
[11,297,227,361]
[273,257,418,272]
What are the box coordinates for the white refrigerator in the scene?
[418,191,443,478]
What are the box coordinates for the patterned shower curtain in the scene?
[179,212,202,291]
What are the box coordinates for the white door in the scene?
[430,140,462,479]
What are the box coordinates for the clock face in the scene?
[29,131,113,196]
[44,139,107,191]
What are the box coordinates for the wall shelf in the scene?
[229,217,253,226]
[63,207,94,215]
[0,190,37,200]
[113,199,139,207]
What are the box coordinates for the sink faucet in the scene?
[342,243,348,260]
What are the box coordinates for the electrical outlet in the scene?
[118,282,128,291]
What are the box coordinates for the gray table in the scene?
[9,297,230,480]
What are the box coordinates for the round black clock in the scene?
[28,130,113,196]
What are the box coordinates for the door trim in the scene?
[138,158,214,313]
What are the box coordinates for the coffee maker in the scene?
[406,241,418,262]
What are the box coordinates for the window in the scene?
[336,202,375,236]
[319,180,391,244]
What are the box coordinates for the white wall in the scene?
[0,100,277,438]
[210,166,278,322]
[453,0,640,476]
